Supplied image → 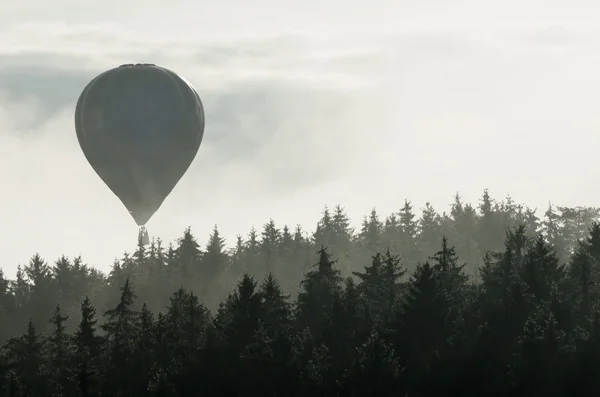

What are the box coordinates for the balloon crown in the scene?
[118,63,157,68]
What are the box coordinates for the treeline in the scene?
[1,191,600,395]
[3,225,600,395]
[1,191,598,341]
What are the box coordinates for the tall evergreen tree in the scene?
[174,227,203,291]
[296,248,343,341]
[74,297,103,397]
[203,225,228,292]
[46,305,73,397]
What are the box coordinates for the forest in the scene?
[1,190,600,396]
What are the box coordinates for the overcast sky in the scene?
[2,1,600,277]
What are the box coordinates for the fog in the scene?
[2,1,600,276]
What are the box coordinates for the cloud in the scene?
[0,29,385,189]
[0,23,393,274]
[3,21,600,277]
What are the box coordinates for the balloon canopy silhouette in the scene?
[74,63,205,244]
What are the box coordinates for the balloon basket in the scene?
[139,226,150,246]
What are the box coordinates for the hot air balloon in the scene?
[74,64,205,244]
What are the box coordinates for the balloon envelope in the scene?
[74,64,205,225]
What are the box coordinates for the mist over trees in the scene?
[2,190,600,396]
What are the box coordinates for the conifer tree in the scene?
[203,225,228,292]
[296,247,343,341]
[101,278,140,396]
[74,297,103,397]
[174,227,203,292]
[46,305,73,397]
[342,330,404,397]
[261,219,281,276]
[3,320,48,397]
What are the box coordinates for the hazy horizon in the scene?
[3,1,600,277]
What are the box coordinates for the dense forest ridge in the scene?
[5,190,599,275]
[1,191,599,335]
[2,190,600,395]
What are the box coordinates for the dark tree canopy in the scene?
[1,191,600,396]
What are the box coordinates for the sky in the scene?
[2,1,600,277]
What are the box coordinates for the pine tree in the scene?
[0,270,14,343]
[257,274,292,333]
[313,206,334,250]
[383,213,401,254]
[133,234,147,270]
[353,250,405,321]
[105,260,128,310]
[357,208,383,258]
[24,254,55,335]
[399,199,419,267]
[278,225,298,292]
[53,256,75,307]
[73,297,103,397]
[342,330,404,397]
[261,219,281,277]
[296,247,343,341]
[327,277,368,380]
[418,202,442,263]
[239,274,296,397]
[174,227,203,291]
[478,189,503,253]
[512,307,571,395]
[300,344,336,396]
[4,320,48,397]
[292,225,312,289]
[329,205,355,273]
[332,205,354,250]
[353,253,384,315]
[230,234,245,275]
[431,237,469,304]
[569,223,600,322]
[202,225,228,291]
[132,303,155,396]
[46,305,73,397]
[393,262,447,395]
[101,278,140,396]
[215,274,262,357]
[521,236,567,306]
[244,228,262,278]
